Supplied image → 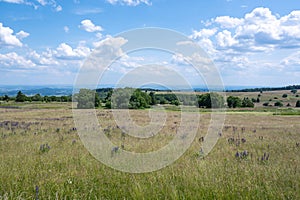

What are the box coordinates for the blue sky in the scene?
[0,0,300,87]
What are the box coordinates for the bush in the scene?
[15,91,27,102]
[227,96,241,108]
[197,93,225,108]
[274,101,283,107]
[263,102,269,106]
[76,89,100,109]
[282,94,288,98]
[291,89,297,94]
[242,97,254,108]
[296,100,300,107]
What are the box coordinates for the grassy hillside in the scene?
[0,100,299,199]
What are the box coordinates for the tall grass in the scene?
[0,106,299,199]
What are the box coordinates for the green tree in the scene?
[227,96,242,108]
[76,89,100,109]
[111,88,133,109]
[129,89,151,109]
[15,91,27,102]
[274,101,283,107]
[197,93,224,108]
[263,102,269,106]
[171,100,180,106]
[3,95,9,102]
[31,94,43,101]
[149,91,156,105]
[291,89,297,94]
[296,100,300,107]
[241,97,254,108]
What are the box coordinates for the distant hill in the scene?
[0,86,73,97]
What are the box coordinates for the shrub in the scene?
[227,96,241,108]
[282,94,288,98]
[274,101,283,107]
[242,97,254,108]
[263,102,269,106]
[296,100,300,107]
[197,93,225,108]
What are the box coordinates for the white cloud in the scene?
[214,16,243,28]
[0,23,23,47]
[189,7,300,85]
[54,43,91,60]
[0,0,63,10]
[193,7,300,52]
[80,19,103,32]
[191,28,217,39]
[216,30,238,47]
[36,0,62,11]
[55,5,62,12]
[16,30,29,39]
[36,0,46,6]
[63,26,69,33]
[0,0,24,3]
[280,51,300,68]
[106,0,151,6]
[0,52,36,68]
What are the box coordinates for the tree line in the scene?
[3,89,299,109]
[75,88,260,109]
[227,85,300,92]
[0,91,72,103]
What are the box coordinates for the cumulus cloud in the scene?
[16,30,29,39]
[80,19,103,32]
[214,16,243,28]
[0,52,36,68]
[106,0,151,6]
[54,43,91,60]
[216,30,237,47]
[189,7,300,82]
[0,23,23,47]
[191,28,217,39]
[193,7,300,52]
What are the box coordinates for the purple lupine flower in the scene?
[35,185,39,200]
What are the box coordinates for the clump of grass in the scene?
[39,143,51,153]
[0,105,299,199]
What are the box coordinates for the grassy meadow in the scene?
[0,90,299,199]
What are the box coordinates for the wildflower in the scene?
[111,146,119,157]
[35,185,39,200]
[228,137,234,144]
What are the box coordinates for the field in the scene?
[0,91,299,199]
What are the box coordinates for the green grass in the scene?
[0,103,299,199]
